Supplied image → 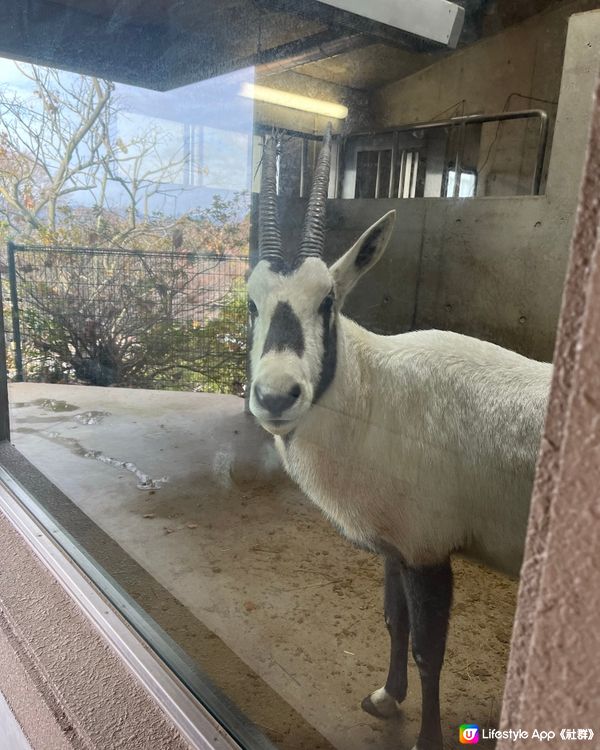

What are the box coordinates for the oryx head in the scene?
[248,125,396,436]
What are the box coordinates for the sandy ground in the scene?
[9,383,517,750]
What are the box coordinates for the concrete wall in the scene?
[276,9,600,362]
[372,0,600,196]
[317,196,561,359]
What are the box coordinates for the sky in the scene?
[0,57,256,216]
[0,58,38,92]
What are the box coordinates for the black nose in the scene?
[255,383,301,417]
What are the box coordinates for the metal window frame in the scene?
[0,469,241,750]
[341,109,549,198]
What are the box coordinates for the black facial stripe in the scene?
[247,315,254,378]
[313,297,337,403]
[355,226,383,269]
[262,301,305,357]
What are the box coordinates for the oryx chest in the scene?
[275,433,385,548]
[273,422,503,569]
[272,423,450,563]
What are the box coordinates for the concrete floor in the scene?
[9,383,517,750]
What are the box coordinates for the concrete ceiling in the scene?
[287,43,440,90]
[0,0,576,92]
[271,0,573,90]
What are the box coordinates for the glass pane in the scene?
[0,2,596,749]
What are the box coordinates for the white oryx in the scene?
[247,126,552,750]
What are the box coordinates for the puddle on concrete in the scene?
[13,427,168,490]
[13,398,79,412]
[73,411,110,425]
[85,452,169,490]
[13,428,88,456]
[13,409,111,426]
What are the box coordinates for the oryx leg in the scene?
[361,553,409,718]
[403,560,453,750]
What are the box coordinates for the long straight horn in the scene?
[258,133,283,262]
[298,123,333,260]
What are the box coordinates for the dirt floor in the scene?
[9,383,518,750]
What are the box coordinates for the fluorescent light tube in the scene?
[240,83,348,119]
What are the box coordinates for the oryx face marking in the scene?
[248,257,336,435]
[262,301,305,357]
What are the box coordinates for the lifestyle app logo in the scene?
[460,724,480,744]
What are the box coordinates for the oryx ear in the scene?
[331,210,396,303]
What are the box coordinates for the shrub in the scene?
[13,248,248,395]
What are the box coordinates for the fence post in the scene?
[244,194,260,414]
[7,242,24,382]
[0,262,11,441]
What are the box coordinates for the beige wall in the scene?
[0,507,194,750]
[0,686,33,750]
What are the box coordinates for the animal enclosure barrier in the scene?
[5,243,249,395]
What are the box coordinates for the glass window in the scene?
[0,1,597,749]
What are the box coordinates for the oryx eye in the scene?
[248,299,258,317]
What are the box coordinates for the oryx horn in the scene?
[298,123,333,260]
[258,132,283,262]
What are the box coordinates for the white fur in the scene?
[248,258,332,432]
[248,213,552,577]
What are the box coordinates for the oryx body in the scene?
[247,126,552,750]
[273,318,549,574]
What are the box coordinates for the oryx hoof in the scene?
[360,687,402,719]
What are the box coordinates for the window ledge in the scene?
[0,473,240,750]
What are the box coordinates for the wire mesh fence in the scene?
[4,243,249,395]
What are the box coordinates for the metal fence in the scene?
[5,243,249,395]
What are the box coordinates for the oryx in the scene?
[247,126,551,750]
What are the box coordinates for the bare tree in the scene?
[0,63,186,245]
[102,111,187,247]
[0,66,112,235]
[0,63,251,395]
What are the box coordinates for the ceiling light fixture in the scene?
[239,83,348,119]
[314,0,465,48]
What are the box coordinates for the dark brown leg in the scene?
[361,554,409,718]
[402,560,453,750]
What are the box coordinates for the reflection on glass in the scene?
[202,126,250,190]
